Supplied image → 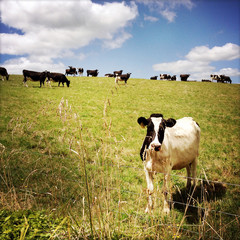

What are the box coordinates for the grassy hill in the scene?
[0,75,239,239]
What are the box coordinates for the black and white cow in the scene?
[23,69,48,87]
[78,68,84,76]
[47,72,70,87]
[0,67,9,81]
[115,73,131,84]
[137,114,200,213]
[87,69,99,77]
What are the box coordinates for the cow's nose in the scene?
[150,143,161,151]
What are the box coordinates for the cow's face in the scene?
[138,114,176,158]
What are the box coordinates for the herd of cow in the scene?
[0,66,232,87]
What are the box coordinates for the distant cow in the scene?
[180,74,190,81]
[113,70,123,77]
[78,68,84,76]
[0,67,9,81]
[115,73,131,84]
[171,75,176,81]
[220,75,232,83]
[65,66,77,76]
[23,69,48,87]
[160,74,168,80]
[87,69,99,77]
[150,76,158,80]
[47,72,70,87]
[138,114,200,213]
[210,75,221,82]
[105,73,114,77]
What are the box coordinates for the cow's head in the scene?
[138,114,176,160]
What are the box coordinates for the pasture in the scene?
[0,75,240,239]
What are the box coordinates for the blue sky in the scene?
[0,0,239,83]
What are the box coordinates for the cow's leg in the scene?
[191,158,198,187]
[145,168,154,213]
[163,172,170,214]
[186,165,191,189]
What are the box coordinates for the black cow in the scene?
[78,68,84,76]
[220,75,232,84]
[23,69,48,87]
[105,73,114,77]
[65,66,77,76]
[0,67,9,81]
[171,75,176,81]
[87,69,99,77]
[150,76,158,80]
[115,73,131,84]
[180,74,190,81]
[113,70,123,77]
[47,72,70,87]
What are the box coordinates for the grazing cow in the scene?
[0,67,9,81]
[210,74,220,82]
[47,72,70,87]
[105,73,114,77]
[150,76,158,80]
[65,66,77,76]
[160,74,168,80]
[180,74,190,81]
[220,75,232,84]
[113,70,123,77]
[115,73,131,84]
[78,68,84,76]
[171,75,176,81]
[137,114,200,213]
[23,69,48,87]
[87,69,99,77]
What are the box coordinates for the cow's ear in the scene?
[165,118,176,127]
[137,117,149,128]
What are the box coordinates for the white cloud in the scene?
[138,0,194,22]
[153,43,240,80]
[0,0,138,73]
[144,15,159,22]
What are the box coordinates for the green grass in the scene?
[0,75,240,239]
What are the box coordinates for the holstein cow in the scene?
[160,74,168,80]
[105,73,114,77]
[115,73,131,84]
[65,66,77,76]
[210,75,221,82]
[150,76,158,80]
[180,74,190,81]
[47,72,70,87]
[113,70,123,77]
[23,69,48,87]
[87,69,99,77]
[0,67,9,81]
[137,114,200,213]
[78,68,84,76]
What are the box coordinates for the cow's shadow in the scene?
[171,181,226,223]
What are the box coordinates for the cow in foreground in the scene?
[47,72,70,87]
[137,114,200,214]
[115,73,131,84]
[0,67,9,81]
[23,70,48,87]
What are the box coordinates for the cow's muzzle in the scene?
[150,144,161,152]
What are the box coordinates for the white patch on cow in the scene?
[150,117,162,149]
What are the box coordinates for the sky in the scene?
[0,0,240,83]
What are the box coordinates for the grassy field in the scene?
[0,75,240,239]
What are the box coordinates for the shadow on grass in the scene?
[172,181,227,223]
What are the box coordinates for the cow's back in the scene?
[162,117,200,170]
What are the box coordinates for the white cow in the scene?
[137,114,200,213]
